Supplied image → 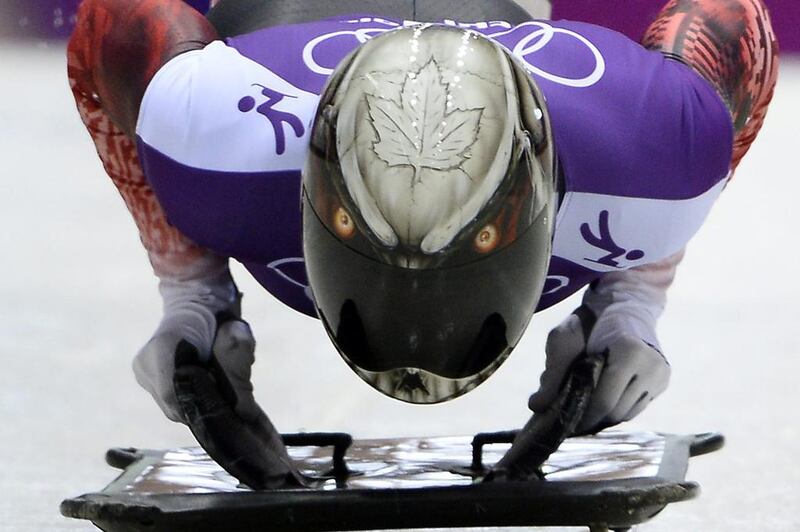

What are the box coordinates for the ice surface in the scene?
[0,41,798,532]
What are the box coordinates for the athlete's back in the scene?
[135,15,733,313]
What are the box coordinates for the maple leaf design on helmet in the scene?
[366,59,483,184]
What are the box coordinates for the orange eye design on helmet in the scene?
[332,207,356,239]
[473,224,500,254]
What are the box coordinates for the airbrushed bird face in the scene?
[307,25,550,269]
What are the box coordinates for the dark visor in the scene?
[303,194,552,402]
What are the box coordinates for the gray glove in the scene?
[529,250,684,434]
[132,270,302,488]
[132,270,259,423]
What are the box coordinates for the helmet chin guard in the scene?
[303,25,556,403]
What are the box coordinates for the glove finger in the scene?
[213,320,256,368]
[140,385,185,423]
[621,393,652,422]
[605,377,649,426]
[645,362,671,398]
[622,394,655,421]
[529,313,587,412]
[614,336,671,391]
[133,335,187,423]
[575,366,632,434]
[151,391,186,423]
[617,364,669,423]
[213,320,261,422]
[174,363,304,489]
[602,338,669,424]
[578,335,670,433]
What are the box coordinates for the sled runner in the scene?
[60,429,722,532]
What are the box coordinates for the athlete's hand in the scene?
[132,271,302,488]
[529,307,670,435]
[529,250,684,434]
[132,271,256,422]
[135,317,261,423]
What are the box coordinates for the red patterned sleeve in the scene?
[642,0,779,171]
[68,0,219,135]
[67,0,226,281]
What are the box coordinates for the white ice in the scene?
[0,41,798,531]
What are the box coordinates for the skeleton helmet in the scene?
[302,24,557,403]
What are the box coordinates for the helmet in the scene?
[302,24,557,403]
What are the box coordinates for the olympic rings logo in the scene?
[500,22,606,88]
[303,28,394,75]
[301,21,606,88]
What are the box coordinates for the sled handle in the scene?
[106,448,144,470]
[282,432,353,477]
[689,432,725,457]
[470,430,519,471]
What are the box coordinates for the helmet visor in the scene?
[303,190,552,403]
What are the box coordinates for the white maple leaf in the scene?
[367,60,483,182]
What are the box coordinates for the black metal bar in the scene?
[281,432,353,477]
[105,448,143,470]
[470,430,519,471]
[688,433,725,457]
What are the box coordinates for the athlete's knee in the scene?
[643,1,778,109]
[642,0,778,167]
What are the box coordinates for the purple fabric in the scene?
[226,16,378,95]
[137,16,735,316]
[537,256,601,311]
[184,0,212,13]
[767,1,800,52]
[551,0,800,54]
[551,0,663,44]
[136,138,320,316]
[488,20,733,200]
[136,138,304,265]
[0,0,77,39]
[231,17,732,199]
[243,260,316,317]
[0,0,211,39]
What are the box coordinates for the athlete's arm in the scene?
[68,0,298,488]
[642,0,778,170]
[531,250,683,433]
[68,0,219,137]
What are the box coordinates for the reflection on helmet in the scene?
[303,24,557,403]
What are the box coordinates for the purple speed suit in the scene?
[68,0,777,318]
